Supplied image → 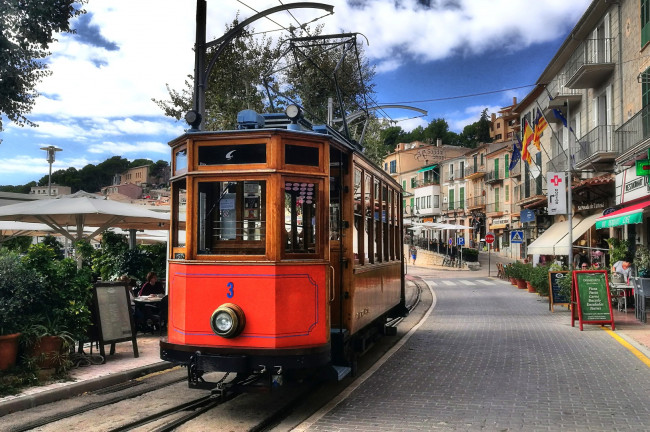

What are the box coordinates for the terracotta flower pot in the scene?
[516,278,527,289]
[526,281,536,293]
[30,336,65,369]
[509,277,517,286]
[0,333,21,371]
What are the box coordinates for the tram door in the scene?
[329,148,348,330]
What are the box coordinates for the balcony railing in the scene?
[547,152,569,172]
[546,74,582,99]
[466,196,485,208]
[485,202,503,214]
[509,162,521,177]
[414,178,440,187]
[463,165,486,178]
[574,125,615,168]
[442,200,465,212]
[565,37,615,89]
[484,170,502,183]
[615,104,650,161]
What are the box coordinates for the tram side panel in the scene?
[167,262,329,349]
[347,263,402,335]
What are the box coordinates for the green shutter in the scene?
[449,189,455,210]
[505,185,509,202]
[459,187,465,209]
[643,0,650,47]
[495,188,499,212]
[505,155,509,178]
[494,159,499,179]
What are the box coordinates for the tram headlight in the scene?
[210,303,245,338]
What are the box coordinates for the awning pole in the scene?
[566,98,573,270]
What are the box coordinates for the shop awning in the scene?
[417,164,437,173]
[527,217,582,255]
[554,213,602,255]
[595,199,650,229]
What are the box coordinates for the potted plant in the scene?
[0,250,43,370]
[633,245,650,278]
[504,264,517,285]
[530,265,551,297]
[511,261,528,289]
[24,319,74,372]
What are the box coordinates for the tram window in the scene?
[174,148,187,175]
[172,179,187,249]
[365,174,373,263]
[285,144,319,166]
[284,181,318,254]
[329,176,340,241]
[374,179,381,262]
[198,144,266,165]
[383,185,389,261]
[196,180,265,255]
[353,168,362,264]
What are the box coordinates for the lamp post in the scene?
[40,146,62,196]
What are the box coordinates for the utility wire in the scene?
[380,84,536,105]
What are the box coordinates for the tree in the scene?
[0,0,87,131]
[281,27,376,126]
[351,116,392,167]
[153,17,279,131]
[457,108,492,148]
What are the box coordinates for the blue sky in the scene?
[0,0,592,186]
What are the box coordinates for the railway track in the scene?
[6,279,425,432]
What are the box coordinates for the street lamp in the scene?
[40,146,62,196]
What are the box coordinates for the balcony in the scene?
[466,196,485,210]
[485,202,504,215]
[543,74,582,121]
[509,162,521,177]
[442,200,465,213]
[414,178,440,188]
[547,152,569,173]
[463,165,486,180]
[564,38,615,89]
[484,170,502,184]
[615,104,650,163]
[574,125,616,171]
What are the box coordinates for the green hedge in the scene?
[462,248,479,262]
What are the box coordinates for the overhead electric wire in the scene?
[380,84,536,105]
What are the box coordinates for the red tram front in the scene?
[161,109,405,387]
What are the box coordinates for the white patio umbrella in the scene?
[0,191,170,245]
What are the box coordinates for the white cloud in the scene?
[87,140,169,155]
[396,116,429,132]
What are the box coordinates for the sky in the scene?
[0,0,593,186]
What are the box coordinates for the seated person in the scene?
[139,271,165,296]
[611,260,632,283]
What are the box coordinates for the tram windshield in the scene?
[197,180,265,255]
[284,181,318,254]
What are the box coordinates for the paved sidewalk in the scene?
[0,334,171,415]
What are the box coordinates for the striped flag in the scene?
[533,109,547,151]
[521,119,533,165]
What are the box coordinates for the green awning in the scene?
[417,164,437,173]
[595,210,643,229]
[595,199,650,229]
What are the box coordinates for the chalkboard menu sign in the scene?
[572,270,614,331]
[549,271,570,311]
[93,282,139,360]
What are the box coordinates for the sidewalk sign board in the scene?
[548,271,570,312]
[92,282,139,361]
[571,270,614,331]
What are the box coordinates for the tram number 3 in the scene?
[355,308,369,320]
[226,282,234,298]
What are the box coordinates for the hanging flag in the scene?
[547,172,567,215]
[552,108,568,127]
[521,119,533,165]
[510,137,521,170]
[533,108,547,151]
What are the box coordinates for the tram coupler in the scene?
[188,351,218,390]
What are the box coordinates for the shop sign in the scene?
[576,201,606,211]
[492,217,509,225]
[520,209,536,223]
[616,166,650,204]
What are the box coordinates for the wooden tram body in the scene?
[161,110,405,386]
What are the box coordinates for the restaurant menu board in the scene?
[572,270,614,331]
[93,282,139,359]
[548,271,570,311]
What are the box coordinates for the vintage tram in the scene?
[161,106,406,388]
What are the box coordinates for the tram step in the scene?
[332,365,351,381]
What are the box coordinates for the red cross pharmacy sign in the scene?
[547,172,567,215]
